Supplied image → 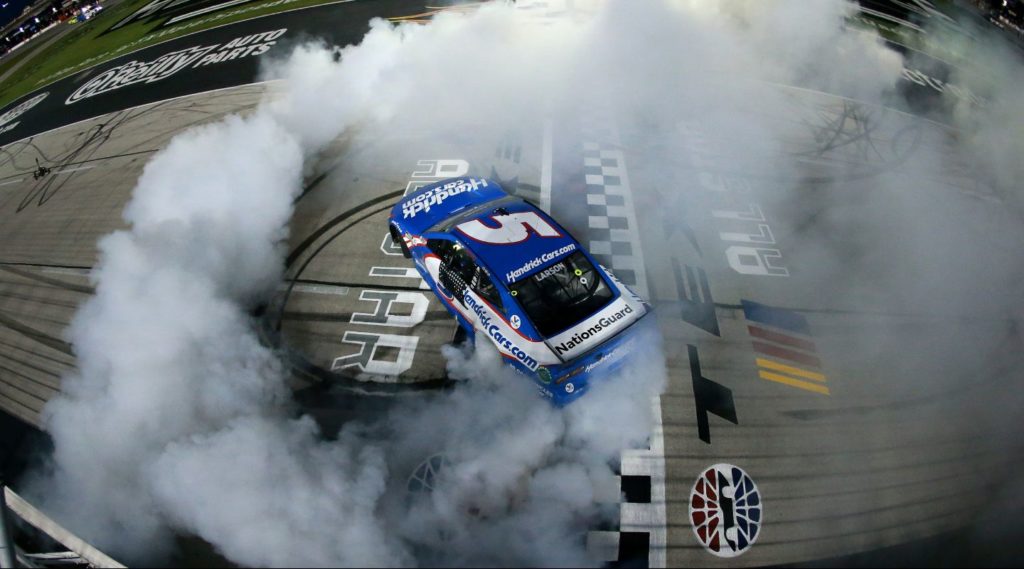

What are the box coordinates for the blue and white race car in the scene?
[388,177,653,405]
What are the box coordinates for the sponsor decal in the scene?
[402,178,488,219]
[402,233,427,249]
[582,339,634,374]
[689,464,761,558]
[0,92,48,135]
[565,382,575,393]
[505,243,576,283]
[65,29,286,104]
[535,263,565,282]
[536,366,552,383]
[510,314,521,329]
[464,293,539,371]
[554,305,634,355]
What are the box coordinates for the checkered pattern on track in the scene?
[579,112,648,298]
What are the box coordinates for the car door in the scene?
[428,238,477,307]
[469,265,503,313]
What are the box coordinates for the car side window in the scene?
[471,268,503,312]
[428,239,476,303]
[427,239,453,259]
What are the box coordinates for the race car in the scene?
[388,176,653,405]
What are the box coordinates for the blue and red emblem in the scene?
[689,463,762,557]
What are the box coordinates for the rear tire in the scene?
[390,224,412,258]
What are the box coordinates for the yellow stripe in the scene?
[758,370,831,395]
[388,10,444,21]
[756,358,826,382]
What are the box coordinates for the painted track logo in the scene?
[0,92,48,135]
[689,463,761,558]
[65,29,285,105]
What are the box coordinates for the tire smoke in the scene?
[32,0,1024,566]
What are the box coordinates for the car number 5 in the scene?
[457,212,561,244]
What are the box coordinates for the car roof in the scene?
[390,177,508,236]
[448,199,581,287]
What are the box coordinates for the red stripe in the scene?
[751,341,822,368]
[747,325,816,352]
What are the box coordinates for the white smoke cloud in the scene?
[943,19,1024,212]
[36,33,395,565]
[383,335,664,567]
[36,0,1021,566]
[38,112,306,560]
[149,416,405,567]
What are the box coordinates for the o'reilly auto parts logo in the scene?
[66,29,286,105]
[0,91,48,135]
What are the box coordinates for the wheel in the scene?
[390,223,411,258]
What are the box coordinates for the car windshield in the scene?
[510,251,614,337]
[434,195,520,232]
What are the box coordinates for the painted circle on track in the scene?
[689,463,762,558]
[0,92,48,127]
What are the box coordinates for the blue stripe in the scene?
[741,299,810,335]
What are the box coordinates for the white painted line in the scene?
[286,283,350,296]
[3,487,125,568]
[0,486,14,568]
[769,81,958,132]
[369,266,430,290]
[167,0,263,25]
[540,118,553,213]
[0,179,24,187]
[620,396,667,568]
[856,6,925,33]
[52,165,96,175]
[577,102,663,563]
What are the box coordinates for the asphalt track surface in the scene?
[1,0,1023,567]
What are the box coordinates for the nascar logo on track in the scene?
[689,463,762,558]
